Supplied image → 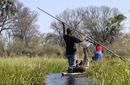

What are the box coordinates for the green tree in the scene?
[51,6,126,44]
[12,2,38,47]
[104,14,126,43]
[0,35,6,57]
[0,0,16,34]
[5,2,39,57]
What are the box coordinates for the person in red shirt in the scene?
[92,44,104,61]
[96,44,104,52]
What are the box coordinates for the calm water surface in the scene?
[45,73,93,85]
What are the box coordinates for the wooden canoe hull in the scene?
[62,72,85,76]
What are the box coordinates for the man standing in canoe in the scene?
[62,22,87,73]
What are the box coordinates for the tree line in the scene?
[0,0,128,57]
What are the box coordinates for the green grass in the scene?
[87,59,130,85]
[0,57,130,85]
[0,57,67,85]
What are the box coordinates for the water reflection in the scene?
[45,73,93,85]
[66,77,75,85]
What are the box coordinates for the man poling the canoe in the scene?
[62,22,88,73]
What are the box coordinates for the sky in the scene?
[20,0,130,33]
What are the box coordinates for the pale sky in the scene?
[20,0,130,33]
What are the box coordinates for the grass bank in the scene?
[0,57,130,85]
[0,57,67,85]
[87,59,130,85]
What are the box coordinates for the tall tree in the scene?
[12,2,38,47]
[105,14,126,43]
[51,6,126,45]
[82,6,126,43]
[0,0,16,34]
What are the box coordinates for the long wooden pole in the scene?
[37,7,126,62]
[37,7,84,36]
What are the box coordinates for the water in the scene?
[45,73,93,85]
